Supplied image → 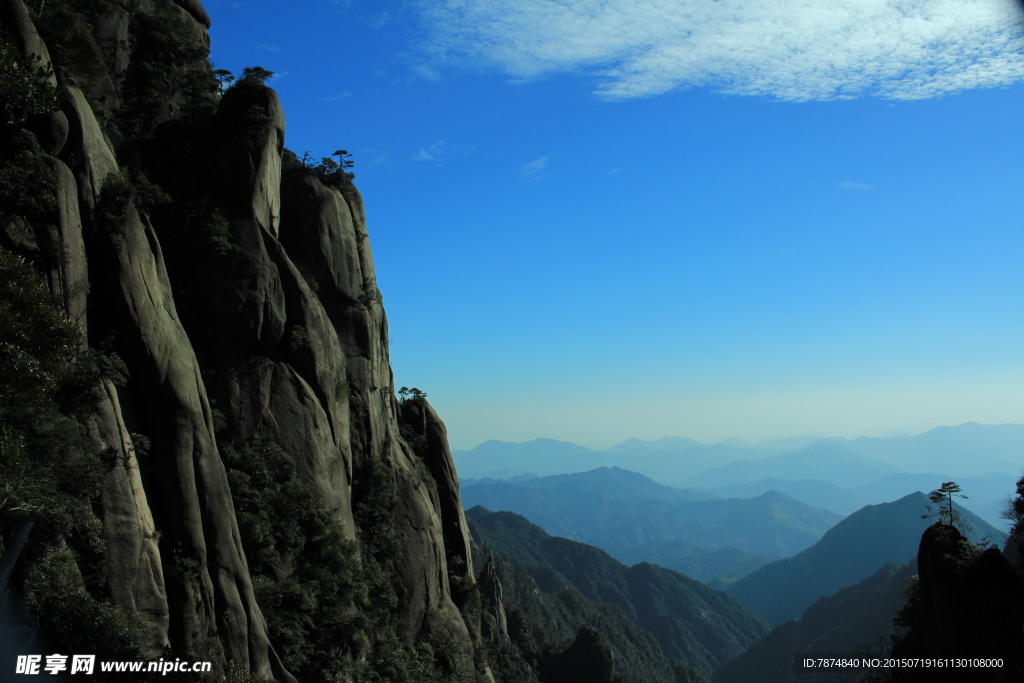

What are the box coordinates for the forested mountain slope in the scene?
[467,506,770,678]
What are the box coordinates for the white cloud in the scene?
[838,181,874,190]
[414,0,1024,100]
[520,155,549,179]
[413,140,446,161]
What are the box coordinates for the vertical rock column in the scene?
[55,34,294,683]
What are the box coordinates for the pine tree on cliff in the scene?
[922,481,970,534]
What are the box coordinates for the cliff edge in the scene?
[0,0,479,680]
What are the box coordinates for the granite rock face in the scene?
[1,0,478,678]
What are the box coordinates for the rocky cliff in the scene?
[0,0,481,680]
[888,523,1024,683]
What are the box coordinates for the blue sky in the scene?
[205,0,1024,449]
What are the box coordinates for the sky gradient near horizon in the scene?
[204,0,1024,449]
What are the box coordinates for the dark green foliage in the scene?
[0,246,100,527]
[397,388,429,453]
[92,172,134,244]
[310,150,356,191]
[282,147,357,196]
[25,544,145,661]
[223,438,464,682]
[922,481,970,534]
[222,437,363,681]
[0,247,140,673]
[237,66,274,86]
[348,450,475,682]
[212,68,234,93]
[30,1,107,90]
[117,10,211,141]
[0,128,56,224]
[398,386,427,403]
[54,347,127,418]
[0,36,58,126]
[286,326,310,354]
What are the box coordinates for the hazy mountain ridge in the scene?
[680,440,901,489]
[461,468,843,562]
[613,542,772,587]
[726,492,1006,624]
[456,423,1024,529]
[455,438,788,480]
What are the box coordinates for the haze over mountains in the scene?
[455,422,1024,530]
[461,468,842,561]
[725,492,1005,624]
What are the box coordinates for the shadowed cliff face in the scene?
[890,523,1024,683]
[0,0,477,679]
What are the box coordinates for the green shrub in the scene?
[31,2,107,90]
[25,544,146,664]
[0,128,56,224]
[0,36,58,126]
[222,437,364,681]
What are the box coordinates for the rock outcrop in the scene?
[890,523,1024,682]
[0,0,479,679]
[479,554,509,644]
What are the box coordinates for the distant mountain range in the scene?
[454,423,1024,530]
[678,439,901,489]
[725,492,1006,624]
[706,471,1020,525]
[461,467,843,562]
[467,506,770,678]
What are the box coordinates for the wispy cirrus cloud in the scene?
[413,140,447,162]
[319,91,352,102]
[520,155,550,180]
[413,0,1024,101]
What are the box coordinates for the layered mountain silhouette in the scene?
[706,472,1021,525]
[726,492,1006,624]
[679,440,900,489]
[468,506,770,678]
[613,541,772,587]
[461,467,843,563]
[456,424,1024,529]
